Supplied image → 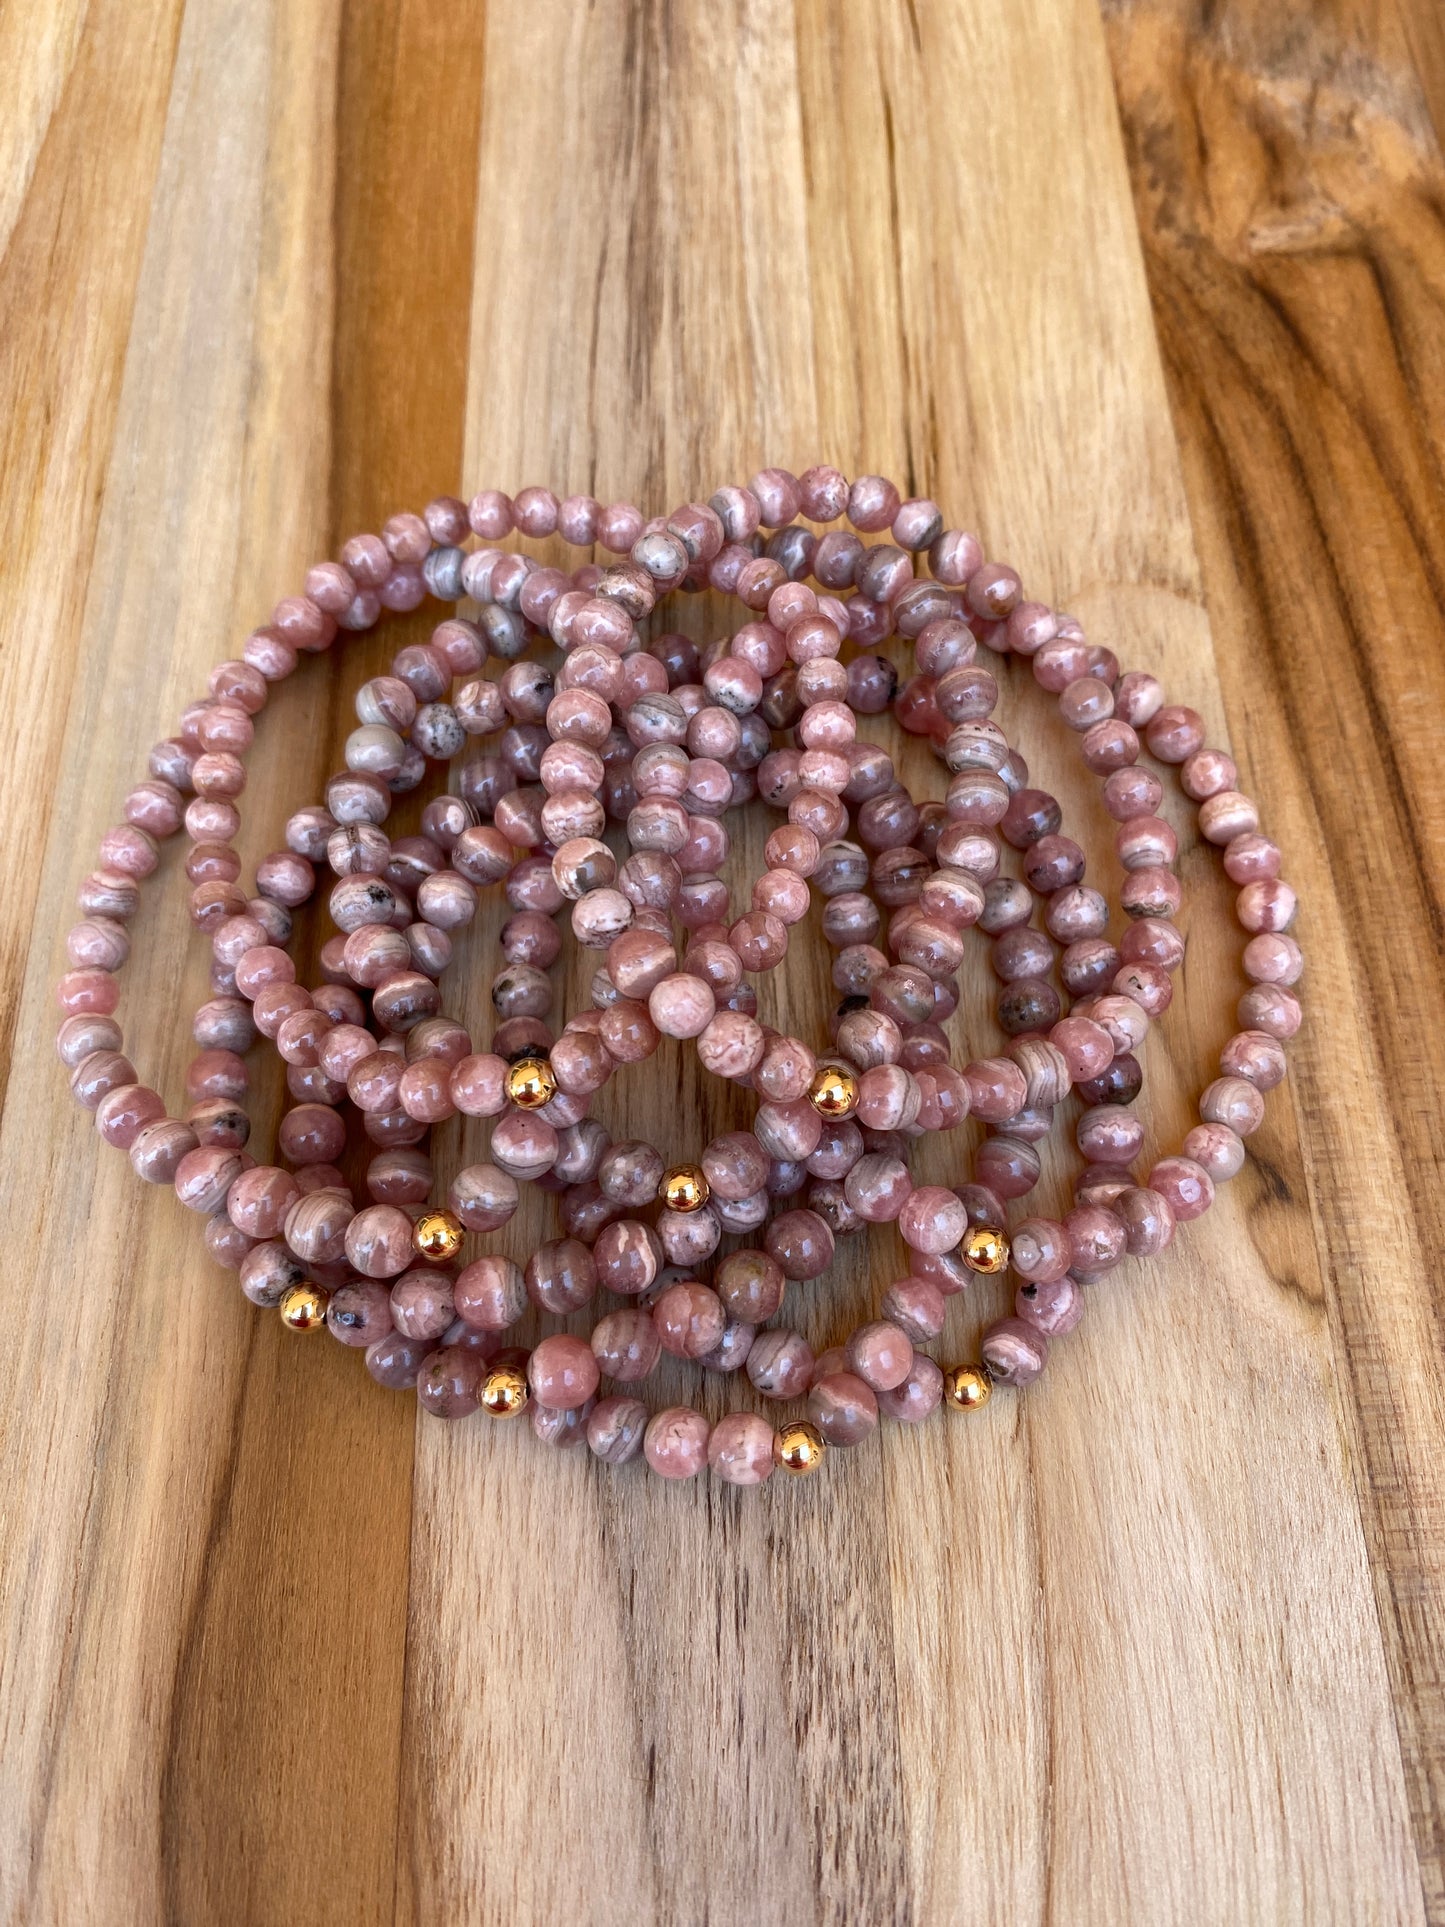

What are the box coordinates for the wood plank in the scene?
[392,1,1425,1921]
[0,0,1437,1919]
[1102,2,1445,1914]
[0,0,481,1919]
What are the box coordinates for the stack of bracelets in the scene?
[56,466,1301,1487]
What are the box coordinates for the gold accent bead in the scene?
[661,1164,710,1212]
[773,1420,828,1475]
[943,1364,993,1411]
[479,1363,529,1418]
[506,1055,557,1110]
[962,1224,1010,1275]
[278,1282,329,1332]
[413,1208,465,1264]
[807,1064,859,1118]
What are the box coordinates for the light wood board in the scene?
[1,1,1442,1921]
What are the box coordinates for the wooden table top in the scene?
[3,1,1443,1921]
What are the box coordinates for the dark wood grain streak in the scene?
[1103,2,1445,1914]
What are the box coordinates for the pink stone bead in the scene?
[226,1165,300,1240]
[1009,1218,1073,1284]
[1200,1075,1267,1136]
[1183,1121,1247,1181]
[489,1111,558,1179]
[1220,1029,1287,1090]
[1050,1016,1114,1082]
[975,1134,1041,1200]
[658,1204,721,1268]
[95,1083,165,1149]
[1144,705,1205,763]
[345,1204,415,1278]
[1064,1204,1127,1276]
[174,1145,246,1215]
[856,1064,921,1131]
[807,1371,879,1445]
[57,1013,123,1068]
[696,1010,765,1079]
[715,1248,786,1324]
[1148,1156,1215,1222]
[586,1396,648,1465]
[391,1269,456,1341]
[1237,879,1297,934]
[846,1320,914,1392]
[1199,790,1260,845]
[980,1317,1048,1386]
[746,1329,815,1399]
[69,1049,136,1110]
[898,1186,969,1254]
[877,1355,944,1424]
[644,1407,710,1479]
[1114,1186,1176,1256]
[417,1347,482,1421]
[99,824,159,878]
[278,1102,346,1165]
[529,1335,600,1411]
[283,1190,353,1266]
[1117,815,1178,871]
[963,1058,1028,1123]
[129,1118,197,1184]
[1239,985,1303,1040]
[1103,767,1164,824]
[1180,747,1238,800]
[880,1277,946,1343]
[1016,1276,1083,1337]
[1223,834,1282,884]
[450,1053,509,1117]
[653,1282,727,1359]
[843,1153,912,1223]
[764,1208,834,1281]
[707,1412,775,1486]
[57,969,120,1017]
[1243,933,1304,986]
[453,1255,526,1330]
[590,1308,661,1381]
[327,1281,392,1348]
[1076,1105,1145,1166]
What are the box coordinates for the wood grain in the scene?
[0,0,1441,1921]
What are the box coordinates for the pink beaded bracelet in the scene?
[58,466,1302,1485]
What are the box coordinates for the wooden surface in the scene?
[1,0,1442,1920]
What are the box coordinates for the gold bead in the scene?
[943,1364,993,1411]
[773,1419,827,1475]
[807,1064,859,1118]
[413,1208,465,1264]
[962,1224,1010,1274]
[506,1054,557,1110]
[479,1363,529,1418]
[661,1163,710,1212]
[278,1282,329,1332]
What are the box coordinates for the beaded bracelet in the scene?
[58,467,1302,1485]
[220,515,1160,1428]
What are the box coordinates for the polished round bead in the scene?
[961,1224,1009,1274]
[278,1283,329,1332]
[479,1363,529,1418]
[807,1064,859,1118]
[661,1163,710,1211]
[505,1054,556,1109]
[773,1420,827,1475]
[413,1208,464,1263]
[943,1365,992,1411]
